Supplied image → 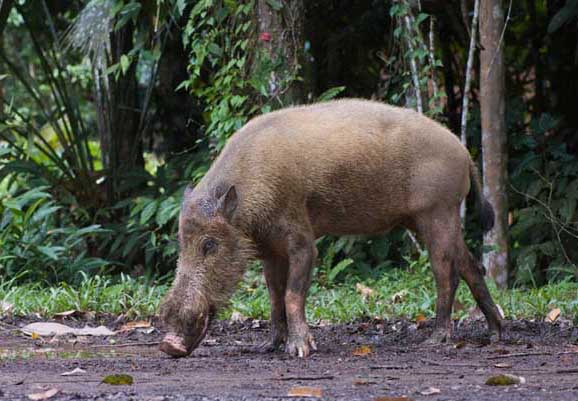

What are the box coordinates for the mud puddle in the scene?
[1,318,577,401]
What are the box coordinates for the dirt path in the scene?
[1,318,577,401]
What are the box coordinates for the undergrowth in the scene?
[1,260,577,324]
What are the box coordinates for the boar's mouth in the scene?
[160,309,214,358]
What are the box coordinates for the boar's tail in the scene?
[469,158,495,234]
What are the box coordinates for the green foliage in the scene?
[230,258,578,324]
[0,7,103,212]
[4,263,577,324]
[548,0,578,33]
[315,235,411,287]
[387,2,445,117]
[0,184,109,282]
[181,0,260,152]
[99,151,210,274]
[317,86,346,102]
[0,272,167,318]
[509,112,578,285]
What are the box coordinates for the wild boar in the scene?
[159,99,503,358]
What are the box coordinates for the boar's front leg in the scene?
[260,255,289,352]
[284,231,317,358]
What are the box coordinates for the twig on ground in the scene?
[420,358,480,368]
[487,350,578,360]
[89,341,160,348]
[369,365,411,370]
[556,369,578,374]
[275,375,335,381]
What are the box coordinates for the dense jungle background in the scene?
[0,0,577,296]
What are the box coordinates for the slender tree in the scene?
[480,0,509,288]
[0,0,14,117]
[460,0,479,222]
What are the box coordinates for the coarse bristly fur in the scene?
[160,98,502,358]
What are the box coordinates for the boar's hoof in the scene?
[258,325,288,353]
[489,330,501,344]
[258,337,286,353]
[159,333,190,358]
[285,333,317,358]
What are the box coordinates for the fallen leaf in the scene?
[353,378,377,385]
[21,322,115,337]
[118,320,151,332]
[545,308,561,323]
[352,345,372,356]
[419,387,441,395]
[485,374,526,386]
[287,386,322,398]
[31,332,40,340]
[494,363,512,369]
[61,367,86,376]
[390,290,408,303]
[230,311,248,322]
[415,314,427,328]
[454,340,466,349]
[27,388,59,400]
[356,283,375,300]
[137,327,155,334]
[53,310,83,319]
[0,300,13,315]
[102,374,134,385]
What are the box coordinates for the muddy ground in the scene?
[1,316,578,401]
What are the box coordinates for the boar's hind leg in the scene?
[455,239,503,341]
[416,208,461,344]
[284,231,317,358]
[260,256,289,352]
[416,207,502,343]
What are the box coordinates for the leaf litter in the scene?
[21,322,115,337]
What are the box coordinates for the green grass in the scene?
[232,263,578,324]
[1,265,577,323]
[0,273,168,319]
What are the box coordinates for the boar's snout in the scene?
[159,332,190,357]
[159,302,213,358]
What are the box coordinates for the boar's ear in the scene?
[183,184,195,198]
[217,185,238,222]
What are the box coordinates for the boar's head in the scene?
[159,183,254,357]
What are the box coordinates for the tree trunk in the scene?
[256,0,305,105]
[480,0,509,288]
[101,22,143,203]
[526,0,544,115]
[0,0,14,118]
[155,21,198,156]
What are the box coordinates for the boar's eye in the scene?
[201,238,218,256]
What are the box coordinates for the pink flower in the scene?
[259,32,272,42]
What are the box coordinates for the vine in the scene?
[388,0,445,118]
